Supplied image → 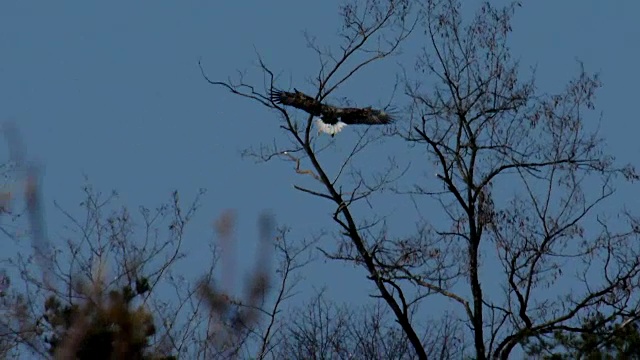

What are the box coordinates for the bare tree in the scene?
[205,0,640,359]
[1,182,314,359]
[0,124,313,359]
[402,0,640,359]
[201,0,434,357]
[194,214,316,360]
[274,289,467,359]
[275,290,412,359]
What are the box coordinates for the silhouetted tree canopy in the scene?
[42,279,176,360]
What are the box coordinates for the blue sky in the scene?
[1,0,639,356]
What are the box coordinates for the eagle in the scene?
[270,88,393,136]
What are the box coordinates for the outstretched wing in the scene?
[336,107,393,125]
[271,88,394,127]
[270,88,324,117]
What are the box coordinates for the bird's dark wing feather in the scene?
[270,88,323,117]
[271,88,394,126]
[335,107,393,125]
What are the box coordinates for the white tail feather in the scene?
[315,118,347,136]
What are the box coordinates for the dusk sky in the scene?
[1,1,639,357]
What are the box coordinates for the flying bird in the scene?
[270,88,393,136]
